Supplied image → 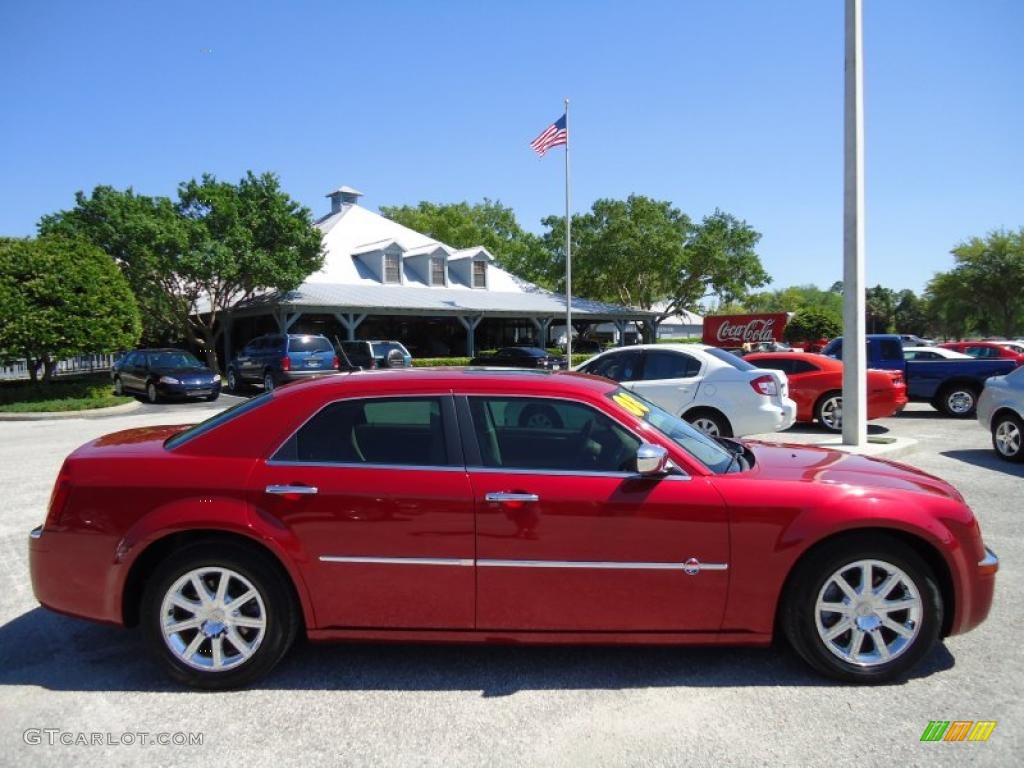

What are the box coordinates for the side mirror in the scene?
[635,443,669,476]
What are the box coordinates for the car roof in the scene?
[135,347,192,353]
[271,368,617,398]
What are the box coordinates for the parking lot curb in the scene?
[0,400,142,421]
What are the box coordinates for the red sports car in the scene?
[745,352,908,432]
[940,341,1024,364]
[29,370,996,689]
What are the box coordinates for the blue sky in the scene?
[1,0,1020,296]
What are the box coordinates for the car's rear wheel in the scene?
[815,391,843,433]
[263,371,276,392]
[141,542,299,690]
[938,385,978,418]
[992,412,1024,462]
[782,536,942,683]
[685,409,732,438]
[146,382,160,404]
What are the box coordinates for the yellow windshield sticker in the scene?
[612,391,650,417]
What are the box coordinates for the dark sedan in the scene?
[112,349,221,404]
[469,346,567,370]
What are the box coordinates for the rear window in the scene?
[165,393,273,449]
[288,336,333,353]
[705,347,757,371]
[370,342,409,357]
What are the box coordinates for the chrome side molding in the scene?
[265,485,319,495]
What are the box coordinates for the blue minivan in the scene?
[227,334,341,392]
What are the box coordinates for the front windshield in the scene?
[606,388,736,474]
[148,351,204,369]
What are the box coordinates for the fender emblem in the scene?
[683,558,701,576]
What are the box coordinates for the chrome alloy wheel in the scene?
[159,567,267,672]
[691,417,721,436]
[819,395,843,431]
[994,418,1022,457]
[815,559,922,667]
[946,390,975,415]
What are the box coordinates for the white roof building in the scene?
[223,186,654,357]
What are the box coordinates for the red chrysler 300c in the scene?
[29,370,997,689]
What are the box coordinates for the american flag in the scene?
[530,114,567,157]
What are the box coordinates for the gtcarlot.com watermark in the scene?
[24,729,203,747]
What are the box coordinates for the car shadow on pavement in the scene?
[941,449,1024,477]
[0,607,955,694]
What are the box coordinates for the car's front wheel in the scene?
[113,376,124,396]
[146,382,160,404]
[782,535,942,683]
[992,411,1024,462]
[226,368,243,393]
[685,409,732,438]
[141,542,299,690]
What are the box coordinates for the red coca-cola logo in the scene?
[703,313,788,346]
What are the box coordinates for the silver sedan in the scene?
[978,366,1024,462]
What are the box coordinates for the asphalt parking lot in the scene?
[0,401,1020,767]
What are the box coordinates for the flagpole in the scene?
[564,97,572,363]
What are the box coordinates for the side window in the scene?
[585,351,642,382]
[752,359,791,375]
[124,352,139,366]
[274,397,449,467]
[640,351,700,380]
[468,397,641,473]
[790,359,820,374]
[879,340,903,361]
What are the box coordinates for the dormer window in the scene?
[384,252,401,283]
[430,256,446,286]
[472,260,487,288]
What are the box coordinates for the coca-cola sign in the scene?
[702,313,789,346]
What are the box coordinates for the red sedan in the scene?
[940,341,1024,364]
[29,370,996,688]
[745,353,908,432]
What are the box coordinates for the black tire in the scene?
[263,371,276,392]
[141,542,299,690]
[991,411,1024,463]
[517,403,564,429]
[781,534,942,684]
[205,392,220,402]
[113,376,124,397]
[226,368,245,393]
[684,409,733,438]
[146,381,160,404]
[937,384,978,418]
[814,391,843,433]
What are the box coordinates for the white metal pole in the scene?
[564,98,572,363]
[842,0,867,446]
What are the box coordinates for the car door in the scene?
[121,352,142,391]
[236,339,259,381]
[462,394,730,632]
[625,350,703,413]
[579,349,643,382]
[250,394,475,629]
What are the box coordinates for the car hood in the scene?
[152,366,216,378]
[744,440,963,501]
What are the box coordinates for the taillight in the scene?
[45,462,73,528]
[750,374,778,397]
[281,356,291,372]
[332,355,340,370]
[368,357,377,369]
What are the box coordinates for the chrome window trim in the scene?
[267,459,466,472]
[466,466,691,481]
[459,392,692,480]
[319,556,474,567]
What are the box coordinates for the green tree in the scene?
[865,285,898,333]
[783,307,842,344]
[40,172,324,369]
[379,200,551,286]
[541,197,769,336]
[945,229,1024,338]
[0,236,141,382]
[893,289,929,337]
[743,284,843,316]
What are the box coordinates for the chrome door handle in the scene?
[265,484,318,495]
[485,492,540,503]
